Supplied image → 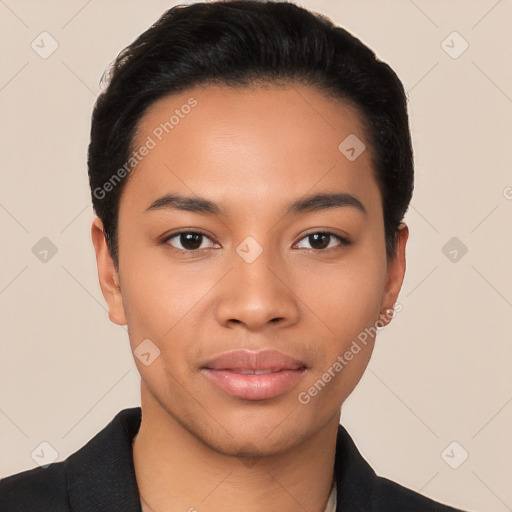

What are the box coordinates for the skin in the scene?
[91,82,408,512]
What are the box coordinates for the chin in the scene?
[184,406,323,460]
[204,426,305,459]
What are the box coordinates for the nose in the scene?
[214,245,300,332]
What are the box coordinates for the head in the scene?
[90,0,412,456]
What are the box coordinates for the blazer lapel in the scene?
[66,408,143,512]
[334,423,377,512]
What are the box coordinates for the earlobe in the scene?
[91,217,127,326]
[378,222,409,328]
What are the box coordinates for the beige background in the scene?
[0,1,511,511]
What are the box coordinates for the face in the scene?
[92,82,408,457]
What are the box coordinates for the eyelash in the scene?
[161,230,351,256]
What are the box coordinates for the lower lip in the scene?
[202,368,306,400]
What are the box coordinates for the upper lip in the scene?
[201,349,307,372]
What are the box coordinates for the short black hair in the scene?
[88,0,413,269]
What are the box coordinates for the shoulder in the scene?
[374,475,466,511]
[335,424,471,511]
[0,407,142,512]
[0,460,70,511]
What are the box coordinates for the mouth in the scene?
[228,369,287,375]
[200,349,308,400]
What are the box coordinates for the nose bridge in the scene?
[215,236,299,329]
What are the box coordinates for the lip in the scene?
[200,349,308,400]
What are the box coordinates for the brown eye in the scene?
[296,232,350,251]
[164,231,216,253]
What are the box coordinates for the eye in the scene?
[163,231,218,254]
[295,231,350,251]
[161,230,350,255]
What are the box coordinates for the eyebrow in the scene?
[145,191,367,216]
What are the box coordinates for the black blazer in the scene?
[0,407,470,511]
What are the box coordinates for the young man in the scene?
[0,1,473,511]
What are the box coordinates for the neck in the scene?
[132,384,339,512]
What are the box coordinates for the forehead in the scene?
[124,83,380,217]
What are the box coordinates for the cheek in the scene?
[297,267,383,409]
[118,264,194,395]
[299,256,386,346]
[117,243,178,348]
[118,246,220,367]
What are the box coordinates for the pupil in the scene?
[310,233,329,249]
[182,233,202,250]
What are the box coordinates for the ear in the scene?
[91,216,127,326]
[377,222,409,327]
